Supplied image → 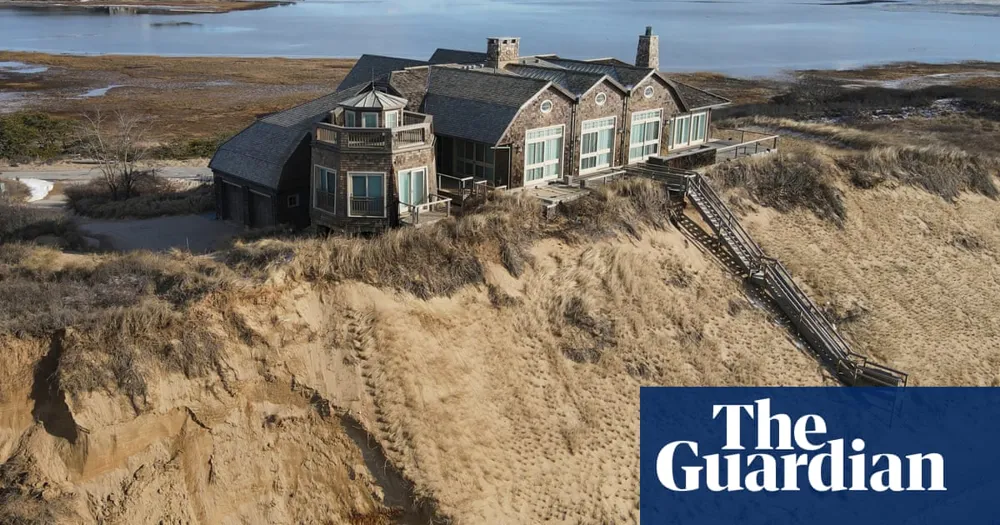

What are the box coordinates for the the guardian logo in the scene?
[657,398,946,493]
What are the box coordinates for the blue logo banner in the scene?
[640,387,1000,524]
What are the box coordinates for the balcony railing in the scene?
[349,196,385,217]
[400,194,453,227]
[315,111,432,152]
[315,190,336,213]
[436,172,499,205]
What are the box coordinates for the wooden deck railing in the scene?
[315,111,433,152]
[627,161,909,388]
[400,194,453,226]
[436,172,492,205]
[713,128,779,160]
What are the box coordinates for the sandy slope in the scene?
[0,224,824,523]
[2,178,998,522]
[741,185,1000,386]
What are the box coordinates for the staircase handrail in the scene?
[636,164,907,387]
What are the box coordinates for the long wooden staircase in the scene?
[629,160,908,387]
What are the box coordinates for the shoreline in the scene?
[2,48,999,81]
[0,0,291,14]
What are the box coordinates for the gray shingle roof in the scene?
[386,68,430,111]
[505,64,606,96]
[543,58,652,88]
[424,94,520,145]
[337,54,428,91]
[428,48,488,65]
[425,66,552,144]
[428,66,549,108]
[671,81,731,110]
[211,86,365,189]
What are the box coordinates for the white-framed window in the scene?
[628,109,662,163]
[398,166,428,214]
[595,92,607,106]
[540,100,553,113]
[348,172,385,217]
[287,194,300,208]
[580,117,615,173]
[385,110,399,129]
[362,112,379,128]
[643,86,654,98]
[670,111,709,150]
[345,111,356,127]
[454,139,496,185]
[524,125,563,184]
[314,165,336,212]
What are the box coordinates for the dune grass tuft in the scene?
[839,145,999,201]
[709,152,847,224]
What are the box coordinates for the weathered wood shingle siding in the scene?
[500,85,575,189]
[573,78,628,172]
[624,74,682,160]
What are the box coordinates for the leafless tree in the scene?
[78,111,152,200]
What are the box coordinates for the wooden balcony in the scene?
[315,111,433,153]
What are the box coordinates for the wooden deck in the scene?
[400,209,450,228]
[659,129,779,165]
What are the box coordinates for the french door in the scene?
[398,167,428,214]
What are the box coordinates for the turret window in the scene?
[385,110,399,128]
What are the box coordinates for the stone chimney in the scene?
[635,26,659,70]
[486,37,520,69]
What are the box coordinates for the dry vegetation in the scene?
[1,179,31,202]
[0,52,356,145]
[64,176,214,219]
[2,62,1000,524]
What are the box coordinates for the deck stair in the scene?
[628,160,908,387]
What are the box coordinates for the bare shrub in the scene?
[0,201,83,248]
[1,179,31,202]
[709,152,847,224]
[64,176,213,219]
[77,111,152,200]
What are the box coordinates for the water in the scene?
[0,0,997,76]
[80,84,124,97]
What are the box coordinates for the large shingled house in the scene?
[211,27,771,232]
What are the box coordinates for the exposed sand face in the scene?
[294,229,825,523]
[741,185,1000,386]
[2,175,998,522]
[0,224,824,524]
